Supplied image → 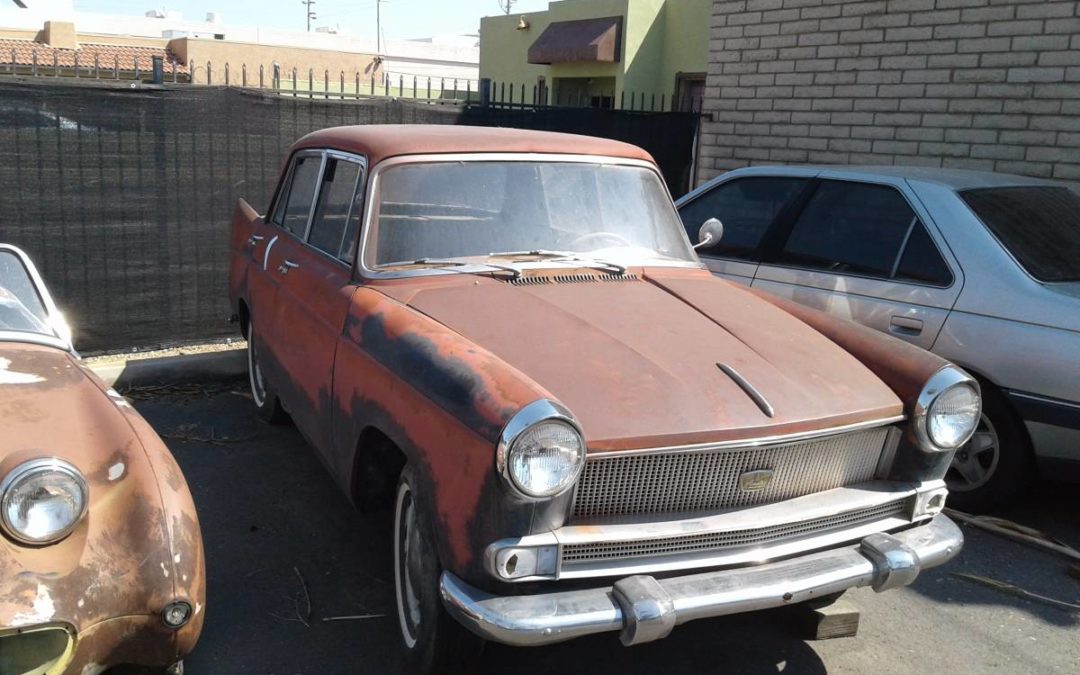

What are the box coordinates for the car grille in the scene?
[571,426,892,520]
[561,498,911,566]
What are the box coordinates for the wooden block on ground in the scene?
[788,594,860,640]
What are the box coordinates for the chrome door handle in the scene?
[248,234,265,247]
[277,260,300,275]
[889,316,924,336]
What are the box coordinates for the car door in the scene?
[752,175,962,350]
[269,150,365,457]
[247,150,325,386]
[677,173,815,285]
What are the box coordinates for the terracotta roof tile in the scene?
[0,38,189,74]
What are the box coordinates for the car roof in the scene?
[721,164,1056,190]
[291,124,656,166]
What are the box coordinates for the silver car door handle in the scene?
[890,316,924,336]
[248,234,265,247]
[277,260,300,275]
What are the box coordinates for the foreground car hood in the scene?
[400,268,902,450]
[0,342,199,634]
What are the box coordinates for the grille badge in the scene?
[738,469,775,492]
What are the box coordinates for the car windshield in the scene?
[960,185,1080,283]
[365,160,696,269]
[0,249,52,336]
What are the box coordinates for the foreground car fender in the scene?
[0,347,205,673]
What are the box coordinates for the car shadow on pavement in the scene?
[133,385,828,674]
[134,386,1080,673]
[906,482,1079,630]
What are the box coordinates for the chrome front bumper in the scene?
[440,515,962,647]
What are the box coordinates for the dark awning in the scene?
[527,16,622,65]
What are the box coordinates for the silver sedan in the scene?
[677,166,1080,511]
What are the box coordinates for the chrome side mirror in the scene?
[693,218,724,250]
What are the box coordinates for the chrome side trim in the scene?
[585,415,906,459]
[442,515,963,647]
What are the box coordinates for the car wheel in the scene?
[945,384,1033,512]
[394,465,484,674]
[247,320,287,424]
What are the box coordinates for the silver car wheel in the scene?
[248,335,268,408]
[394,480,423,649]
[948,413,1000,492]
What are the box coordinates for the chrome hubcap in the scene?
[394,483,422,648]
[947,413,999,492]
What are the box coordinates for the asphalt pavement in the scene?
[132,382,1080,674]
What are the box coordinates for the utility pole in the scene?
[376,0,384,54]
[303,0,317,32]
[498,0,518,14]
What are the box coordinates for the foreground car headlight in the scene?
[498,400,586,498]
[915,367,981,451]
[1,458,88,545]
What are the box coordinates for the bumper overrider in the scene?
[440,515,962,647]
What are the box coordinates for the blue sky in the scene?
[74,1,552,40]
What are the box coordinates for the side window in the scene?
[307,157,364,261]
[895,222,953,286]
[778,180,916,278]
[679,177,808,259]
[276,154,322,237]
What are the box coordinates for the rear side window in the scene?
[274,154,322,236]
[308,158,363,261]
[679,177,808,259]
[895,223,952,286]
[961,186,1080,283]
[779,181,917,278]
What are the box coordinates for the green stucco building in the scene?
[479,0,710,110]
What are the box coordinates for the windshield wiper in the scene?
[488,249,628,275]
[387,258,523,279]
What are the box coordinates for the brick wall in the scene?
[698,0,1080,185]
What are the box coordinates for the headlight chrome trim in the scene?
[914,367,981,452]
[496,399,586,500]
[0,457,89,545]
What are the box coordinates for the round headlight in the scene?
[499,400,586,498]
[1,458,88,545]
[916,368,981,451]
[927,384,980,449]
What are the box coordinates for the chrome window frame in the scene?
[0,243,72,352]
[304,150,368,265]
[355,152,704,281]
[273,149,327,240]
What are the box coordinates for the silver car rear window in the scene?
[960,186,1080,283]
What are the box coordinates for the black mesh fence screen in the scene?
[0,81,699,353]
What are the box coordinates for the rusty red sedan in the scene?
[229,125,974,673]
[1,244,204,674]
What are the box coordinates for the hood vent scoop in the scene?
[508,273,640,286]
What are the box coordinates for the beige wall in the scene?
[480,0,709,105]
[172,39,383,86]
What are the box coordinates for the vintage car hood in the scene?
[0,342,189,632]
[398,268,903,450]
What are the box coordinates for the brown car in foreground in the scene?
[0,244,204,674]
[229,125,975,673]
